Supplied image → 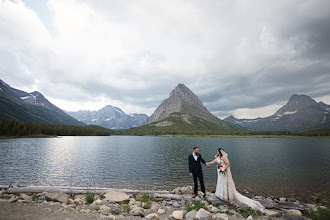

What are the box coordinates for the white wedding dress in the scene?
[215,156,265,212]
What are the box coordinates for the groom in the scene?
[188,147,209,199]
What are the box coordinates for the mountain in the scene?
[139,83,246,133]
[224,94,330,132]
[67,105,148,130]
[0,79,85,126]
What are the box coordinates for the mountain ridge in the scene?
[224,94,330,132]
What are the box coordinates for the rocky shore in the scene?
[0,185,326,220]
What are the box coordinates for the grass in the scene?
[307,200,330,220]
[84,191,95,204]
[237,207,262,218]
[136,193,151,203]
[119,203,131,213]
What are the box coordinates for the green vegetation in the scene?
[308,200,330,220]
[114,112,330,137]
[84,191,95,204]
[184,199,207,212]
[237,207,262,218]
[119,203,131,213]
[136,193,152,209]
[0,119,113,137]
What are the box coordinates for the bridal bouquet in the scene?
[218,164,227,174]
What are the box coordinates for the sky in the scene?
[0,0,329,119]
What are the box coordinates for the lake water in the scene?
[0,136,329,200]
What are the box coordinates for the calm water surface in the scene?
[0,136,329,200]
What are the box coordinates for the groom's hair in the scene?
[193,147,198,151]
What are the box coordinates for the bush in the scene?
[184,200,207,212]
[84,191,95,204]
[136,193,150,203]
[308,200,330,220]
[119,204,131,213]
[237,207,262,218]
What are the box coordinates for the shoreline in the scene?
[0,185,326,220]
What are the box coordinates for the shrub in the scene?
[84,191,95,204]
[119,204,131,213]
[237,207,262,218]
[308,200,330,220]
[184,200,207,212]
[142,201,152,209]
[136,193,151,203]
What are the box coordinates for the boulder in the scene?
[186,209,197,220]
[129,207,145,217]
[104,190,130,203]
[158,209,166,215]
[145,213,159,220]
[73,198,84,205]
[288,209,302,216]
[100,205,111,212]
[45,193,69,204]
[283,213,304,220]
[211,207,219,213]
[129,198,136,206]
[172,210,184,220]
[8,197,18,203]
[94,199,102,205]
[173,202,181,208]
[247,215,253,220]
[195,208,212,220]
[212,213,229,220]
[257,198,279,209]
[68,199,74,205]
[264,209,281,217]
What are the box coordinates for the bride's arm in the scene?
[208,157,219,165]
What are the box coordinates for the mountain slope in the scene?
[67,105,148,130]
[0,80,85,126]
[142,83,247,132]
[224,94,330,132]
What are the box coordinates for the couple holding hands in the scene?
[188,147,265,212]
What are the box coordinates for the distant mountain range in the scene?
[224,94,330,132]
[0,80,85,126]
[67,106,148,130]
[118,83,247,135]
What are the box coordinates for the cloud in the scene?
[0,0,329,117]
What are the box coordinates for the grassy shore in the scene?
[0,134,58,139]
[138,134,330,139]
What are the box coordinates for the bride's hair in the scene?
[217,148,223,157]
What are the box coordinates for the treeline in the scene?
[115,126,330,137]
[0,119,113,137]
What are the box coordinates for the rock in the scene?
[257,198,279,209]
[102,199,107,204]
[283,213,304,220]
[74,198,84,205]
[129,207,145,217]
[264,209,280,217]
[74,194,84,199]
[68,199,74,205]
[186,210,197,220]
[8,197,18,203]
[93,199,102,205]
[254,196,263,200]
[15,181,20,187]
[0,191,3,196]
[288,209,302,216]
[100,210,110,216]
[135,201,142,207]
[104,190,130,203]
[145,213,159,220]
[212,213,229,220]
[173,202,181,208]
[172,210,184,220]
[129,198,136,205]
[305,204,316,211]
[280,197,286,202]
[158,208,166,215]
[111,207,121,215]
[247,215,253,220]
[100,205,111,212]
[211,207,219,213]
[195,208,212,220]
[45,193,69,204]
[20,194,32,201]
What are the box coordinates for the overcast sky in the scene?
[1,0,329,119]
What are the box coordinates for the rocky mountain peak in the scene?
[274,94,317,116]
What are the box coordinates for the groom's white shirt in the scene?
[193,153,198,161]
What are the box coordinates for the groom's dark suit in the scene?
[188,153,206,195]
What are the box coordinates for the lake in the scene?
[0,136,329,201]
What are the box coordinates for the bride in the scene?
[208,148,265,212]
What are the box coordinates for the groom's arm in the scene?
[200,155,210,166]
[188,156,192,174]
